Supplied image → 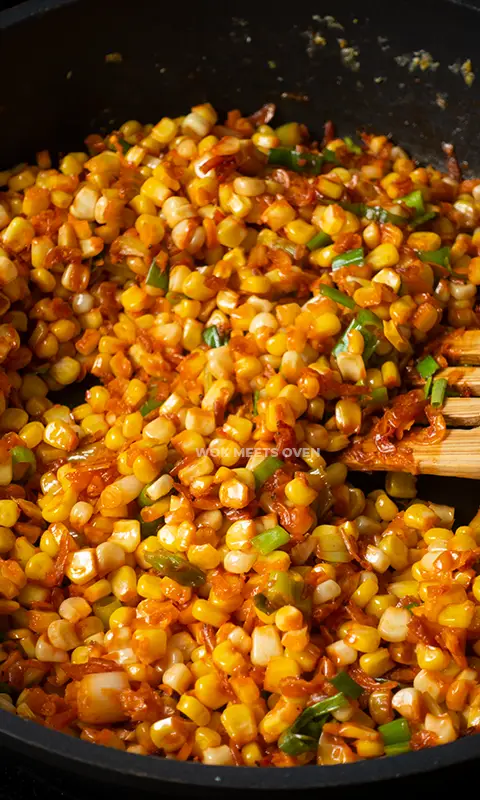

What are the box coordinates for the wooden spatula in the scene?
[342,331,480,479]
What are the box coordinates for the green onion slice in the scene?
[419,247,450,268]
[146,257,169,290]
[306,230,333,251]
[378,718,411,746]
[140,398,163,417]
[431,378,448,408]
[268,147,339,175]
[332,248,364,270]
[253,455,285,488]
[202,325,229,348]
[318,284,355,309]
[329,671,363,699]
[416,355,440,380]
[251,525,290,555]
[146,550,206,588]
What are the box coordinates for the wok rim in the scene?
[0,708,479,789]
[1,0,480,788]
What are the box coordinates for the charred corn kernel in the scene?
[221,704,258,746]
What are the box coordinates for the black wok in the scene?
[1,0,480,791]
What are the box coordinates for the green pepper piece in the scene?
[416,355,440,380]
[402,189,425,214]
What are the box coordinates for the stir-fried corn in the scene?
[0,102,479,767]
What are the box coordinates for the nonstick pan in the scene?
[1,0,480,791]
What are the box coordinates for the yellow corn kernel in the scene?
[0,500,19,528]
[359,649,394,677]
[264,656,301,693]
[177,694,211,727]
[221,703,258,746]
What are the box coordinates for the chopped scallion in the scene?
[140,398,163,417]
[251,525,290,555]
[319,284,355,309]
[202,325,229,348]
[378,718,411,746]
[278,732,317,755]
[329,671,363,699]
[253,390,260,416]
[253,455,285,488]
[306,230,333,251]
[431,378,448,408]
[268,147,339,175]
[424,375,433,399]
[402,189,425,214]
[416,354,440,380]
[340,202,406,226]
[419,247,450,268]
[146,258,169,290]
[384,743,411,756]
[146,550,206,587]
[344,136,362,155]
[332,248,364,270]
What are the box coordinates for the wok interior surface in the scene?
[1,0,480,789]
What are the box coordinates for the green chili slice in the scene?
[146,550,206,588]
[402,189,425,214]
[409,211,437,228]
[93,595,122,628]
